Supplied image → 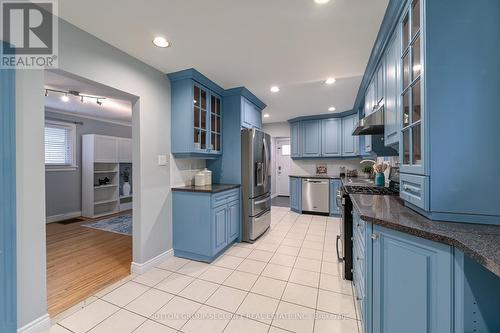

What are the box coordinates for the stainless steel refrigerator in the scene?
[241,128,271,242]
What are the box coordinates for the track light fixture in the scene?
[44,88,106,106]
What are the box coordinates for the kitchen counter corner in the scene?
[171,184,240,194]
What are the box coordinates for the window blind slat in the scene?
[44,123,74,165]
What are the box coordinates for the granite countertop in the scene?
[341,176,377,187]
[289,175,341,179]
[171,184,240,193]
[350,194,500,277]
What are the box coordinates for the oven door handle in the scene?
[336,235,344,262]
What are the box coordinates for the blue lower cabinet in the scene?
[329,179,341,216]
[173,188,240,262]
[289,177,302,213]
[371,225,453,333]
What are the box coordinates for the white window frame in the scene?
[44,120,78,171]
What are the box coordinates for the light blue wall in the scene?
[44,110,132,218]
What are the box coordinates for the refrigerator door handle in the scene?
[263,137,270,189]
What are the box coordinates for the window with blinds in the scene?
[44,121,76,167]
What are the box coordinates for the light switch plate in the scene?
[158,154,168,166]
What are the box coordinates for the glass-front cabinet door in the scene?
[400,0,424,175]
[193,83,222,155]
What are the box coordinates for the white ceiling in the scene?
[44,70,133,124]
[58,0,388,123]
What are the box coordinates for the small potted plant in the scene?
[362,165,373,179]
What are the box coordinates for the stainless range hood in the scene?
[352,105,385,136]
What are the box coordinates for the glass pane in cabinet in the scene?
[193,85,199,105]
[216,116,221,134]
[403,52,410,88]
[200,130,206,149]
[412,0,420,37]
[211,96,216,114]
[403,91,410,127]
[194,129,200,145]
[412,37,421,78]
[211,135,216,151]
[194,107,200,128]
[402,13,409,49]
[201,90,207,110]
[211,114,216,133]
[403,129,410,165]
[216,134,220,151]
[216,98,221,115]
[412,80,421,123]
[201,110,206,129]
[412,124,422,165]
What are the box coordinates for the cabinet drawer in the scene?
[400,173,429,211]
[211,189,240,208]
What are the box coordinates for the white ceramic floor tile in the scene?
[272,301,315,333]
[268,326,290,333]
[133,268,172,287]
[236,258,267,275]
[298,248,323,260]
[46,324,73,333]
[276,245,300,256]
[212,255,244,269]
[181,305,232,333]
[250,276,287,300]
[286,233,305,240]
[281,282,318,309]
[152,296,202,330]
[281,238,303,248]
[322,251,338,263]
[256,242,280,252]
[317,289,356,319]
[88,309,145,333]
[133,320,177,333]
[223,271,259,291]
[155,272,195,294]
[102,281,150,307]
[225,246,252,258]
[269,253,297,267]
[157,256,191,272]
[94,275,136,298]
[236,293,279,324]
[294,257,322,273]
[177,261,210,277]
[125,288,174,317]
[59,299,119,333]
[301,240,324,251]
[223,316,270,333]
[179,279,219,303]
[206,285,248,313]
[261,263,292,281]
[288,268,320,288]
[320,273,353,295]
[247,249,274,262]
[52,296,99,322]
[198,266,234,284]
[321,261,342,276]
[314,311,359,333]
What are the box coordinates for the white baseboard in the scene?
[46,211,81,224]
[131,249,173,275]
[17,314,51,333]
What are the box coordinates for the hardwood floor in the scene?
[46,211,132,316]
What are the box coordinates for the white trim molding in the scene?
[17,314,51,333]
[131,249,173,275]
[46,211,81,224]
[46,107,132,127]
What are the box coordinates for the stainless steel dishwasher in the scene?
[302,178,330,213]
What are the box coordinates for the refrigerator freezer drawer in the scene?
[248,209,271,241]
[249,193,271,217]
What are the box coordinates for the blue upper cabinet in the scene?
[301,120,322,157]
[342,114,359,156]
[241,97,262,129]
[290,122,301,158]
[322,118,342,157]
[168,69,225,159]
[384,27,401,147]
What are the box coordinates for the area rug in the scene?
[83,213,132,236]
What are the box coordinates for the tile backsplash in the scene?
[170,156,206,186]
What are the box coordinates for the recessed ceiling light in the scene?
[61,94,69,102]
[270,86,280,93]
[263,113,270,118]
[328,106,336,112]
[325,77,336,85]
[314,0,330,4]
[152,36,171,48]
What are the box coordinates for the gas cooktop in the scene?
[344,185,399,196]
